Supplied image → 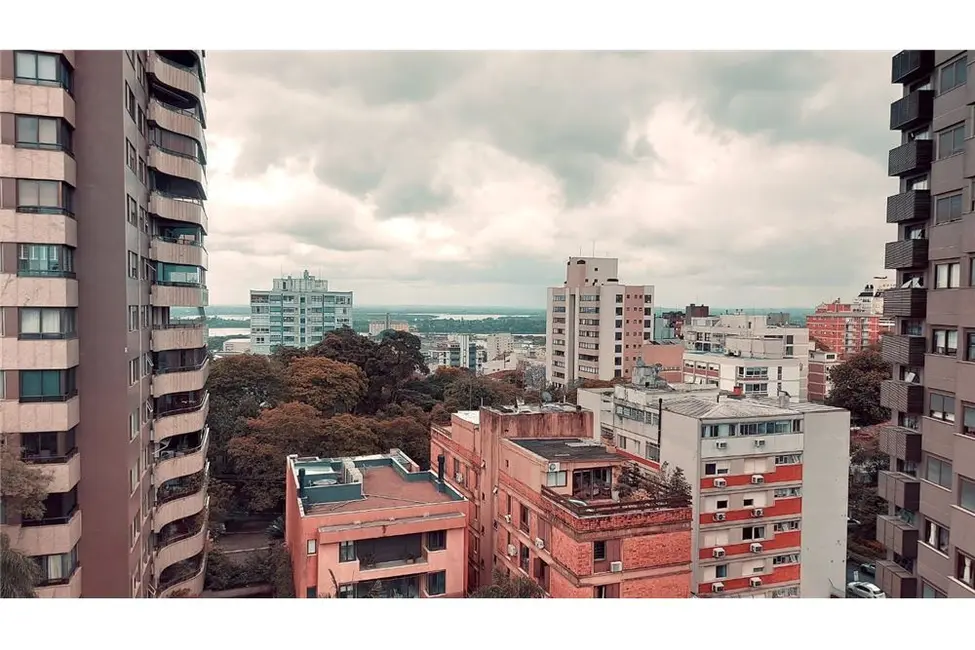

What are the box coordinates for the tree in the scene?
[1,445,50,599]
[321,414,383,459]
[369,415,431,469]
[469,569,546,598]
[308,326,379,372]
[847,433,888,544]
[825,348,891,426]
[443,374,523,412]
[287,357,368,416]
[1,533,42,598]
[270,345,308,367]
[565,378,619,404]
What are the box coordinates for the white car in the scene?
[846,581,886,599]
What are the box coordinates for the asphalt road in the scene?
[846,558,877,585]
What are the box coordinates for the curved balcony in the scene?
[155,428,209,485]
[1,395,80,434]
[149,191,208,233]
[154,464,209,532]
[153,391,209,442]
[157,552,207,598]
[148,51,204,104]
[155,506,209,577]
[149,145,207,197]
[153,358,209,398]
[151,282,208,308]
[15,507,82,556]
[150,236,208,269]
[149,98,205,145]
[152,320,207,352]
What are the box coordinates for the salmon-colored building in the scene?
[640,342,684,383]
[430,404,694,597]
[284,450,469,598]
[806,301,891,359]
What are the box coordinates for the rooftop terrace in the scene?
[511,437,620,463]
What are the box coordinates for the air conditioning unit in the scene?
[754,439,766,448]
[714,478,727,488]
[504,514,512,523]
[534,538,545,550]
[507,544,517,556]
[713,512,726,522]
[712,548,726,559]
[547,462,560,473]
[712,582,725,593]
[752,508,764,517]
[750,577,762,588]
[455,472,465,484]
[751,475,765,485]
[750,543,763,553]
[610,561,623,573]
[715,440,728,450]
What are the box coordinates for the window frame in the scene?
[939,56,968,94]
[15,179,75,216]
[306,539,317,555]
[929,392,956,422]
[934,262,961,289]
[15,115,73,154]
[18,307,76,340]
[932,328,958,356]
[13,51,73,94]
[934,193,963,224]
[426,570,446,596]
[18,367,78,402]
[425,530,447,552]
[960,476,975,514]
[963,404,975,438]
[936,123,966,159]
[593,540,607,561]
[923,518,950,554]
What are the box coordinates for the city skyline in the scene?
[201,51,900,307]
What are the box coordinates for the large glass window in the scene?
[19,308,77,339]
[154,263,203,285]
[17,244,75,277]
[16,180,74,215]
[15,115,72,153]
[31,544,79,585]
[19,368,78,402]
[14,51,73,93]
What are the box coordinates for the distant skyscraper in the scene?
[249,270,353,355]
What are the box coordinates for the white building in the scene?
[582,371,850,599]
[485,333,514,361]
[546,257,654,387]
[853,277,894,331]
[682,314,810,400]
[249,270,353,355]
[221,338,251,354]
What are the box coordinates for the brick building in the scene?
[806,300,891,359]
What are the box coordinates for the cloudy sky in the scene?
[203,51,900,308]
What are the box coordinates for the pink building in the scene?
[285,450,470,598]
[640,342,685,383]
[546,257,654,387]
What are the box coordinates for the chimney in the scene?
[437,453,446,492]
[297,467,306,498]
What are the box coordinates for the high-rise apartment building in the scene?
[878,50,975,598]
[249,270,353,355]
[546,257,654,387]
[806,299,891,359]
[0,50,210,597]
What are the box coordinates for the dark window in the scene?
[742,526,766,540]
[921,582,946,598]
[615,307,623,316]
[929,393,956,422]
[715,564,728,579]
[125,82,136,120]
[126,139,137,170]
[615,295,623,303]
[338,540,355,562]
[924,456,953,489]
[16,179,74,215]
[957,551,975,589]
[704,463,717,476]
[17,244,74,278]
[519,504,529,533]
[127,195,138,225]
[14,51,73,93]
[937,124,966,160]
[506,494,512,514]
[935,193,964,224]
[20,428,76,462]
[19,308,76,339]
[593,540,606,561]
[426,570,446,596]
[963,404,975,437]
[19,368,77,402]
[960,477,975,514]
[337,584,353,598]
[932,328,958,356]
[32,544,79,585]
[305,586,316,598]
[425,530,446,552]
[615,320,623,328]
[15,115,72,154]
[940,56,968,94]
[150,127,202,161]
[923,519,950,554]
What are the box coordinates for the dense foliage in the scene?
[204,545,294,597]
[825,348,891,427]
[469,569,546,598]
[205,327,527,519]
[0,444,50,598]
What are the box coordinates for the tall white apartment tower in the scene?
[249,270,353,355]
[546,257,654,388]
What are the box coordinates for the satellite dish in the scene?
[541,391,553,403]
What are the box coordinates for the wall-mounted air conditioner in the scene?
[715,441,728,450]
[610,561,623,573]
[712,548,726,559]
[507,544,517,556]
[713,512,726,522]
[750,577,762,588]
[751,508,764,518]
[535,538,545,550]
[751,475,765,485]
[714,478,727,488]
[712,582,724,593]
[750,543,763,553]
[754,439,766,448]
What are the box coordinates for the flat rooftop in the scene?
[290,453,464,517]
[486,403,583,415]
[662,395,842,420]
[511,438,619,463]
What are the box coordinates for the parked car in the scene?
[859,563,876,576]
[846,581,885,599]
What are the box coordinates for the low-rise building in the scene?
[807,350,840,403]
[284,451,470,598]
[485,334,514,361]
[639,342,684,383]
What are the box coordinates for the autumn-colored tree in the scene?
[369,416,431,469]
[321,414,383,459]
[826,348,891,426]
[443,373,523,412]
[270,345,309,367]
[288,356,368,416]
[469,569,546,598]
[309,327,379,372]
[1,444,50,598]
[430,403,451,425]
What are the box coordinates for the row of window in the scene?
[927,390,975,437]
[16,243,75,277]
[701,420,802,438]
[12,179,75,215]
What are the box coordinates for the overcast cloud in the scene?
[202,51,900,308]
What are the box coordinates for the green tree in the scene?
[469,569,546,598]
[287,356,368,416]
[826,348,891,426]
[1,533,42,598]
[443,373,524,412]
[1,444,50,598]
[848,434,888,544]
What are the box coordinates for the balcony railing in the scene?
[884,238,928,270]
[155,318,206,330]
[890,90,934,131]
[156,395,207,418]
[22,447,78,465]
[880,380,924,414]
[882,288,926,319]
[877,471,921,511]
[886,190,931,224]
[888,139,934,177]
[877,424,922,463]
[875,560,917,598]
[155,358,208,375]
[877,515,919,559]
[22,504,79,527]
[891,50,935,85]
[881,334,926,367]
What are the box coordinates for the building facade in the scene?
[877,50,975,598]
[285,451,469,598]
[584,379,850,598]
[368,316,409,337]
[249,270,353,355]
[806,300,891,359]
[546,257,654,387]
[807,350,840,403]
[485,333,514,361]
[0,50,210,597]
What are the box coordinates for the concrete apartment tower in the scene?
[546,257,654,388]
[0,50,210,597]
[879,50,974,598]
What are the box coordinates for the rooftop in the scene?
[662,395,842,420]
[289,452,464,517]
[511,438,620,463]
[486,402,583,416]
[454,410,480,425]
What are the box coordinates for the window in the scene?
[935,193,964,224]
[506,494,512,515]
[127,251,139,279]
[19,308,76,339]
[137,105,146,137]
[426,570,446,596]
[338,540,355,562]
[968,332,975,362]
[337,584,354,598]
[939,56,968,94]
[743,498,754,507]
[125,82,136,120]
[714,564,728,579]
[961,477,975,514]
[929,392,956,422]
[129,411,139,440]
[126,138,137,170]
[306,539,317,555]
[742,526,766,540]
[32,545,79,585]
[775,454,801,465]
[774,487,802,498]
[17,244,74,277]
[715,499,728,510]
[127,195,138,225]
[19,368,77,402]
[924,456,953,490]
[937,123,966,159]
[773,520,800,532]
[519,504,529,533]
[138,157,147,185]
[426,530,446,552]
[128,358,140,385]
[545,470,567,487]
[14,51,72,92]
[128,306,139,332]
[773,553,800,565]
[15,115,72,153]
[957,552,975,589]
[922,583,947,598]
[963,405,975,437]
[932,329,958,356]
[129,462,139,493]
[16,179,74,215]
[923,519,950,554]
[593,540,606,561]
[935,263,961,289]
